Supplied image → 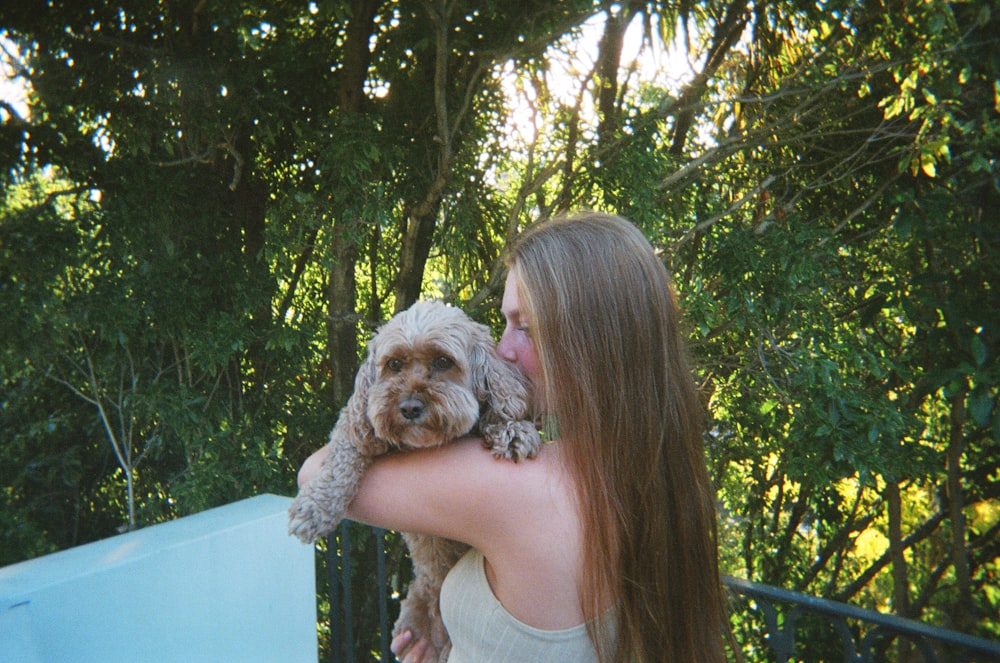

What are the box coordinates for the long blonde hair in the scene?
[505,213,729,663]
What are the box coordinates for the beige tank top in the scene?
[440,548,611,663]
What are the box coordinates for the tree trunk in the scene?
[394,202,441,311]
[947,391,973,632]
[392,2,454,310]
[227,121,271,404]
[886,479,912,661]
[327,233,361,407]
[324,0,381,408]
[594,4,641,147]
[669,0,749,155]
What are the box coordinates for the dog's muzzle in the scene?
[399,396,427,421]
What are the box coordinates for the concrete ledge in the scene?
[0,494,317,663]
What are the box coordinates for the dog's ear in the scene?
[338,346,391,456]
[470,329,531,422]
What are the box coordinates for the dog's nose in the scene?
[399,397,426,421]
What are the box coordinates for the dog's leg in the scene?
[474,349,543,461]
[480,419,542,462]
[288,427,372,543]
[394,533,468,663]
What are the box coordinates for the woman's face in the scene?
[497,269,542,392]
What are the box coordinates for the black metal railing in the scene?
[321,524,1000,663]
[724,575,1000,662]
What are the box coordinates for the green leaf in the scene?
[971,334,988,367]
[968,386,994,427]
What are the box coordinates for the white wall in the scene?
[0,494,317,663]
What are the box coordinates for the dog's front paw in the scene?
[482,420,542,461]
[287,491,339,543]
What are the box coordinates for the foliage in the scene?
[1,0,997,657]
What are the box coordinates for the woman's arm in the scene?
[344,437,540,549]
[296,436,550,549]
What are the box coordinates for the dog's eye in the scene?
[386,358,405,372]
[430,356,454,371]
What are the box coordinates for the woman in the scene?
[299,212,732,663]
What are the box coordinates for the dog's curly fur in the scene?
[288,300,541,663]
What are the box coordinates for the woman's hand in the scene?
[391,629,434,663]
